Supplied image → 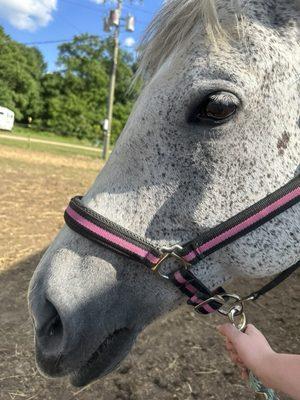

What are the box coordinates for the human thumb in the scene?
[218,323,243,344]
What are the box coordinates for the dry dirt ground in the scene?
[0,144,299,400]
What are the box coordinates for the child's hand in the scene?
[218,323,275,385]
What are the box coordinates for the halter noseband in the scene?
[64,176,299,315]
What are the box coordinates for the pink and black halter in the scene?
[64,175,299,315]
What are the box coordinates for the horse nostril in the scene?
[35,300,65,353]
[47,314,63,338]
[31,298,68,376]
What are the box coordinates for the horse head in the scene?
[28,0,300,387]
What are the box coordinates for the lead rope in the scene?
[248,373,278,400]
[220,296,280,400]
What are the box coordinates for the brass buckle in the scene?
[151,245,191,279]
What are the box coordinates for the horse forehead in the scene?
[184,31,298,84]
[216,0,298,19]
[214,0,299,48]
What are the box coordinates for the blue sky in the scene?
[0,0,162,71]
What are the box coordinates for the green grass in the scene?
[0,136,101,159]
[12,125,98,147]
[0,124,105,158]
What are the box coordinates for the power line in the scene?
[22,31,142,47]
[56,14,82,34]
[23,39,74,45]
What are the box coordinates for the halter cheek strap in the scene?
[64,176,300,315]
[179,177,300,265]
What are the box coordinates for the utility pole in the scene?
[101,0,136,160]
[102,0,122,160]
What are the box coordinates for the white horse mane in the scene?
[136,0,300,81]
[136,0,234,81]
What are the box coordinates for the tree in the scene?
[42,34,139,144]
[0,26,139,145]
[0,27,46,121]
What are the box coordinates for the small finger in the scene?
[225,339,234,351]
[241,368,249,381]
[227,348,239,360]
[229,351,240,365]
[236,357,244,366]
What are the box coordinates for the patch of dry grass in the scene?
[0,145,99,272]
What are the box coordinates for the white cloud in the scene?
[0,0,57,31]
[124,37,136,48]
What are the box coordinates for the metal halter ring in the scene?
[151,245,191,279]
[215,293,247,331]
[215,293,244,316]
[193,293,242,315]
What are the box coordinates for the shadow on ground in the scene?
[0,146,298,400]
[1,249,299,400]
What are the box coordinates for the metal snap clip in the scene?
[228,307,247,332]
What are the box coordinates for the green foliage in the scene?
[42,34,139,144]
[0,28,140,144]
[0,27,46,121]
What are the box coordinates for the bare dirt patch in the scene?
[0,144,299,400]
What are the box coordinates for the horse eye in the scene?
[189,91,239,124]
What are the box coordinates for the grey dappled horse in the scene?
[28,0,300,388]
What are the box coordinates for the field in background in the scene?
[13,125,95,146]
[0,143,298,400]
[0,144,102,272]
[0,125,102,159]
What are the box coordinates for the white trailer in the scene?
[0,107,15,131]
